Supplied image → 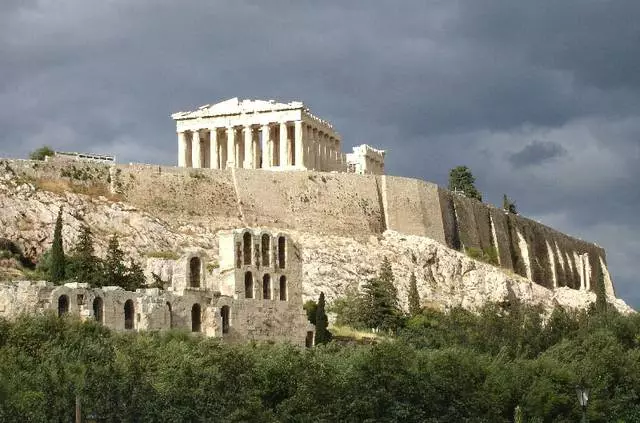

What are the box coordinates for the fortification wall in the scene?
[1,158,612,296]
[381,176,447,244]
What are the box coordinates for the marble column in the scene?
[210,129,219,169]
[178,132,187,167]
[261,124,271,168]
[191,130,202,168]
[243,126,254,169]
[294,121,304,168]
[279,122,289,167]
[226,127,235,168]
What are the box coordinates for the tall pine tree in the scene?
[49,207,66,283]
[448,166,482,201]
[68,225,103,287]
[362,257,401,332]
[104,234,127,288]
[408,272,421,316]
[314,292,332,345]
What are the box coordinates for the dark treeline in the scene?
[1,303,639,422]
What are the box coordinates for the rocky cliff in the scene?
[0,159,632,314]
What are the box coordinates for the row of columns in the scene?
[178,121,339,171]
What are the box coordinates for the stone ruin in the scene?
[0,228,315,347]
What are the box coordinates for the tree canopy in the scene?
[28,145,54,161]
[0,303,638,422]
[448,165,482,201]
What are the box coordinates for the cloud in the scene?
[0,1,638,308]
[508,140,567,168]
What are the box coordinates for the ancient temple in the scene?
[172,97,385,175]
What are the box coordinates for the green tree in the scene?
[303,300,318,325]
[124,259,145,291]
[67,225,103,287]
[104,234,127,288]
[29,145,54,161]
[314,292,332,345]
[362,257,401,332]
[595,266,608,315]
[503,194,518,214]
[448,166,482,201]
[49,207,66,283]
[407,272,421,316]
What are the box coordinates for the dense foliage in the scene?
[39,222,145,290]
[28,145,54,161]
[0,303,638,422]
[448,165,482,201]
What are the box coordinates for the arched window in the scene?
[243,232,252,265]
[244,271,254,299]
[189,257,201,288]
[191,304,201,332]
[279,276,287,301]
[93,297,103,323]
[58,295,69,317]
[166,302,173,329]
[221,305,230,334]
[278,236,286,269]
[263,274,271,300]
[261,234,271,266]
[124,299,134,330]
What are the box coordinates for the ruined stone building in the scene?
[0,228,315,347]
[172,97,385,175]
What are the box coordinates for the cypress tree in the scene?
[314,292,332,345]
[68,225,103,287]
[49,207,66,283]
[124,259,146,291]
[362,257,400,332]
[595,265,608,315]
[408,272,421,316]
[104,234,127,288]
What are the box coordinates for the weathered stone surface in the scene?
[0,158,632,320]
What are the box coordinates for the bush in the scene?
[29,146,54,161]
[465,246,499,266]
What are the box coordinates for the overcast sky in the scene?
[1,1,638,307]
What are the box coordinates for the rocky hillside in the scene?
[0,164,632,314]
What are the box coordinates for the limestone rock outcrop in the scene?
[0,162,632,315]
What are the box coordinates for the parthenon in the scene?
[172,97,385,174]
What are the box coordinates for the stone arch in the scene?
[124,299,135,330]
[221,305,230,334]
[191,303,201,332]
[278,236,286,269]
[279,276,287,301]
[189,256,201,288]
[243,231,252,265]
[92,297,103,323]
[261,234,271,266]
[263,274,271,300]
[57,295,69,317]
[166,302,173,329]
[245,271,254,299]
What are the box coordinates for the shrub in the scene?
[29,146,54,161]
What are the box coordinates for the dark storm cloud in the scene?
[0,1,638,306]
[508,141,567,168]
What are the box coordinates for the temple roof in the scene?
[171,97,307,120]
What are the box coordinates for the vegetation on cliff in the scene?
[448,165,482,201]
[0,303,638,422]
[38,216,145,290]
